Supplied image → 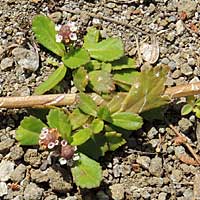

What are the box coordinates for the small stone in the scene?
[10,164,26,182]
[136,156,151,169]
[147,127,158,139]
[109,184,125,200]
[96,191,109,200]
[10,145,24,161]
[178,0,197,19]
[161,57,169,65]
[178,118,193,132]
[0,57,13,70]
[183,188,193,199]
[166,31,175,42]
[170,169,183,182]
[148,3,156,14]
[141,190,151,199]
[158,192,167,200]
[44,195,58,200]
[65,197,77,200]
[113,164,121,178]
[24,183,44,200]
[24,149,41,167]
[106,3,116,8]
[175,146,186,158]
[48,12,62,23]
[172,69,181,79]
[0,182,7,197]
[168,61,176,71]
[0,139,15,153]
[188,57,195,66]
[180,63,193,76]
[0,160,15,181]
[149,157,163,177]
[30,169,49,183]
[12,47,39,72]
[176,20,185,35]
[148,177,164,186]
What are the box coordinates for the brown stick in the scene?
[0,82,200,109]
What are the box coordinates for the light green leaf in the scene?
[195,99,200,106]
[34,65,67,95]
[71,153,102,188]
[105,132,126,151]
[62,48,90,69]
[181,104,193,116]
[89,70,115,94]
[194,107,200,118]
[16,116,47,145]
[91,119,104,134]
[83,27,100,48]
[111,56,136,70]
[69,108,89,130]
[111,112,143,130]
[78,93,98,117]
[47,109,72,142]
[32,15,65,57]
[73,67,88,92]
[119,65,170,113]
[101,62,112,72]
[85,38,124,62]
[71,128,92,146]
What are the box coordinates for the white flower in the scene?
[56,34,63,43]
[69,33,77,41]
[48,142,55,149]
[55,24,62,31]
[67,22,78,32]
[59,157,67,165]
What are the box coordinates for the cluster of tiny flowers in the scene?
[55,22,78,43]
[39,128,79,166]
[59,139,79,166]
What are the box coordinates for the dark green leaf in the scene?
[105,132,126,151]
[111,112,143,130]
[71,128,92,146]
[78,93,98,117]
[32,15,65,57]
[85,38,124,62]
[111,56,136,70]
[16,116,47,145]
[34,65,67,95]
[91,119,104,134]
[47,109,72,142]
[73,67,88,92]
[71,153,102,188]
[97,106,112,122]
[89,70,115,94]
[85,60,101,72]
[181,104,193,116]
[62,48,90,69]
[69,108,89,130]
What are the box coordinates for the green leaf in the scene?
[101,62,112,72]
[71,153,102,188]
[73,67,88,92]
[62,48,90,69]
[85,60,101,72]
[69,108,89,130]
[16,116,47,145]
[181,104,193,116]
[89,70,115,94]
[113,69,139,91]
[32,15,65,57]
[119,65,170,113]
[111,112,143,130]
[195,99,200,106]
[78,93,98,117]
[71,128,92,146]
[85,38,124,62]
[78,134,107,159]
[194,107,200,118]
[97,106,112,122]
[105,132,126,151]
[34,65,67,95]
[111,56,136,70]
[47,109,72,142]
[91,119,104,134]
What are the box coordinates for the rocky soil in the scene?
[0,0,200,199]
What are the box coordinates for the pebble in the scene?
[149,157,163,177]
[178,118,193,132]
[44,195,58,200]
[147,127,158,139]
[176,20,185,35]
[158,192,167,200]
[12,47,39,72]
[113,164,121,178]
[10,164,26,182]
[0,139,15,153]
[0,182,7,197]
[30,169,49,183]
[24,183,44,200]
[0,160,15,181]
[0,57,13,70]
[24,149,41,167]
[9,145,24,160]
[180,63,193,76]
[109,183,125,200]
[136,156,151,169]
[183,188,193,199]
[170,169,183,182]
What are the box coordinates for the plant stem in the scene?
[0,82,200,109]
